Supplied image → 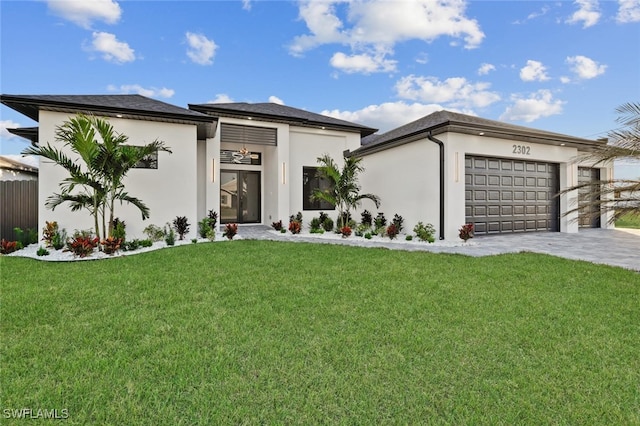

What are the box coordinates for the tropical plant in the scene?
[459,223,474,242]
[42,221,59,248]
[36,246,50,256]
[288,221,301,235]
[13,227,37,247]
[198,218,215,238]
[340,225,352,238]
[272,220,283,231]
[374,212,387,230]
[360,210,373,227]
[562,102,640,223]
[0,239,18,254]
[311,154,380,229]
[23,113,171,239]
[111,218,126,242]
[392,214,404,233]
[65,233,100,258]
[172,216,190,240]
[386,223,399,240]
[414,222,436,243]
[101,236,122,254]
[143,224,165,242]
[223,223,238,240]
[51,229,67,250]
[164,224,176,246]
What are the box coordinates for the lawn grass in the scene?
[616,212,640,229]
[2,241,639,425]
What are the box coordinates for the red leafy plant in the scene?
[271,220,283,231]
[386,223,399,240]
[340,225,352,238]
[101,237,123,255]
[223,223,238,240]
[66,235,100,258]
[288,220,301,235]
[459,223,474,242]
[0,239,18,254]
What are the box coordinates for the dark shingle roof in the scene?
[189,102,378,136]
[1,94,213,123]
[355,110,604,154]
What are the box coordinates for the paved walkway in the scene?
[236,225,640,272]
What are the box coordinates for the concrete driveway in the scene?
[240,226,640,272]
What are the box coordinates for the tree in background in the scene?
[311,154,381,229]
[23,114,171,239]
[565,102,639,223]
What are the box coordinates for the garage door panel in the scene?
[466,155,559,235]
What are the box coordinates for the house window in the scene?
[303,167,334,210]
[131,148,158,169]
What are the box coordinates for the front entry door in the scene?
[220,170,261,224]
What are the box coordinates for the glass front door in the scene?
[220,170,261,224]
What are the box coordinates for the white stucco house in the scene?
[353,110,614,240]
[0,94,375,240]
[1,94,613,242]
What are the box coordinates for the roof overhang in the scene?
[354,121,606,157]
[7,127,39,146]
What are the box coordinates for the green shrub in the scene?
[143,224,165,242]
[414,222,436,243]
[198,218,215,238]
[123,239,141,251]
[13,227,37,247]
[405,235,413,241]
[139,239,153,248]
[51,229,67,250]
[364,232,372,240]
[310,217,322,232]
[392,214,404,233]
[36,246,50,256]
[322,217,334,232]
[361,210,373,227]
[111,218,126,241]
[164,225,176,246]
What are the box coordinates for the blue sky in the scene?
[1,0,639,176]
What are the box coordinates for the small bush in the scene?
[361,210,373,227]
[14,227,37,247]
[101,236,122,255]
[386,223,399,240]
[289,212,303,225]
[310,217,322,232]
[173,216,190,240]
[144,224,165,242]
[280,228,287,234]
[198,218,215,238]
[51,229,67,250]
[322,217,334,232]
[37,246,50,256]
[288,221,301,235]
[206,228,216,241]
[364,232,372,240]
[42,221,58,248]
[459,223,474,242]
[392,214,404,233]
[207,210,218,227]
[123,239,141,251]
[223,223,238,240]
[164,224,176,246]
[414,222,436,243]
[191,238,198,244]
[111,218,126,241]
[340,226,352,238]
[139,239,153,248]
[405,235,413,241]
[318,212,329,225]
[0,239,18,254]
[66,234,99,258]
[272,220,283,231]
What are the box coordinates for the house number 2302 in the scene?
[512,144,531,155]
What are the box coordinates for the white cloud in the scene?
[500,90,565,122]
[268,96,285,105]
[107,84,174,98]
[47,0,121,29]
[209,94,234,103]
[186,32,217,65]
[289,0,484,73]
[1,120,22,139]
[566,0,601,28]
[566,55,607,79]
[87,31,135,63]
[478,63,496,75]
[242,0,252,11]
[617,0,640,23]
[322,101,447,133]
[519,60,550,82]
[330,51,397,74]
[395,75,501,108]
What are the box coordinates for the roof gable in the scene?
[189,102,377,136]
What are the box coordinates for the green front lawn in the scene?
[2,242,639,424]
[616,212,640,228]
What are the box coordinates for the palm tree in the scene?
[311,154,381,229]
[564,102,640,223]
[23,114,171,238]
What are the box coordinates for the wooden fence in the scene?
[1,180,38,241]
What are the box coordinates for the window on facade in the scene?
[131,148,158,169]
[303,167,334,210]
